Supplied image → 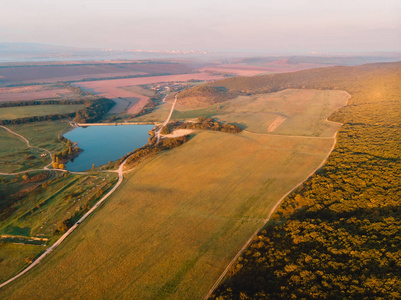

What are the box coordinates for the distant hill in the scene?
[176,86,236,109]
[177,61,401,111]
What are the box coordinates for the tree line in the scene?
[172,117,242,133]
[0,98,115,125]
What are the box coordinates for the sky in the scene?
[0,0,400,53]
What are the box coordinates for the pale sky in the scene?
[0,0,400,53]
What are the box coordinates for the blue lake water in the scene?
[64,125,154,171]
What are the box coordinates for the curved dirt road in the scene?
[156,93,178,143]
[204,129,343,299]
[1,125,54,169]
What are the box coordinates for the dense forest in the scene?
[210,62,401,299]
[73,98,114,123]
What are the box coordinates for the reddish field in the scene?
[0,62,202,85]
[76,72,223,114]
[200,59,327,76]
[0,87,71,102]
[76,72,223,94]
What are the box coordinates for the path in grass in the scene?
[156,93,177,143]
[0,125,54,170]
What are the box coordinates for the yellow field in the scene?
[174,89,350,137]
[0,89,348,299]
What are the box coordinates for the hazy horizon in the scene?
[1,0,400,53]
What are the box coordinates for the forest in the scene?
[210,62,401,299]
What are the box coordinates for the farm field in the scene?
[173,89,349,137]
[0,88,72,102]
[0,61,200,85]
[74,72,224,97]
[0,88,345,299]
[199,59,327,76]
[214,89,348,136]
[0,104,84,120]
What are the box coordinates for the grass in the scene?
[0,130,335,299]
[130,102,172,123]
[0,171,118,282]
[0,121,72,173]
[0,105,85,120]
[174,89,350,137]
[0,243,45,283]
[119,85,155,97]
[0,128,27,157]
[6,120,72,152]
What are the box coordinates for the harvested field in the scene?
[0,88,71,102]
[75,72,224,95]
[199,59,327,76]
[76,73,223,115]
[175,89,350,137]
[0,104,84,120]
[0,62,201,85]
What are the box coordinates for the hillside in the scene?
[176,85,236,110]
[210,62,401,299]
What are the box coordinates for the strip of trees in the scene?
[0,98,115,125]
[172,117,242,133]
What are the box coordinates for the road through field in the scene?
[156,93,177,143]
[0,125,54,170]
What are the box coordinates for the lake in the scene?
[64,125,154,171]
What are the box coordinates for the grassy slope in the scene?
[0,105,84,120]
[174,89,349,137]
[0,88,345,298]
[0,121,71,173]
[0,171,118,283]
[6,121,71,152]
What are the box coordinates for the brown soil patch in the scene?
[267,116,287,132]
[0,89,71,102]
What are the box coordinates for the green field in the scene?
[0,171,118,282]
[0,121,72,173]
[0,105,85,120]
[130,102,172,123]
[0,128,27,157]
[0,88,347,299]
[7,121,71,152]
